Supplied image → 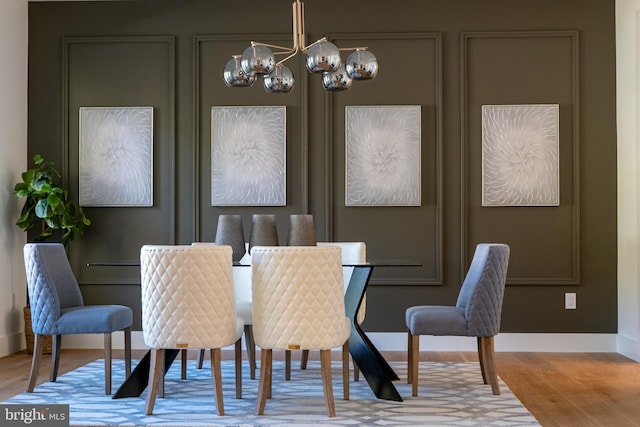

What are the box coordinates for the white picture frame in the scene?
[482,104,560,206]
[79,106,154,207]
[345,105,421,206]
[211,106,286,206]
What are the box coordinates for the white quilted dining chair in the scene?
[140,245,244,416]
[251,246,351,417]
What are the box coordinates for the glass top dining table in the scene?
[88,259,420,402]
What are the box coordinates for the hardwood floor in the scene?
[1,349,639,426]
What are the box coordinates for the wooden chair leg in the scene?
[104,333,112,394]
[181,349,187,380]
[145,349,162,415]
[267,351,272,399]
[27,334,44,392]
[477,336,487,384]
[300,349,309,369]
[256,349,272,415]
[196,349,205,369]
[124,327,132,377]
[410,333,419,397]
[211,348,225,415]
[245,325,257,380]
[320,349,336,417]
[159,349,165,398]
[407,331,413,384]
[50,334,62,382]
[480,336,501,395]
[285,349,291,380]
[353,358,360,382]
[342,342,349,400]
[235,338,242,399]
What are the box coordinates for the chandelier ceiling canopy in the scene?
[223,0,379,93]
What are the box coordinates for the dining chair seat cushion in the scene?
[405,305,467,336]
[56,305,133,335]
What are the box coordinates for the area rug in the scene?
[2,359,540,426]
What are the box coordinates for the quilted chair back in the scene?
[141,245,238,349]
[455,243,510,337]
[251,246,351,350]
[24,243,84,335]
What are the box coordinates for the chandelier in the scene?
[223,0,378,93]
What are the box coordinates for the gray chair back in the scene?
[24,243,84,335]
[455,243,510,337]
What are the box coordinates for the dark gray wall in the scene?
[27,0,617,333]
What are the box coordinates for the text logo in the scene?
[1,405,69,426]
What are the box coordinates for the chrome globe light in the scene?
[305,40,341,73]
[223,0,378,93]
[240,45,276,75]
[346,49,379,80]
[322,64,353,91]
[223,56,256,87]
[263,64,295,93]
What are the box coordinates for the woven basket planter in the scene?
[24,306,52,354]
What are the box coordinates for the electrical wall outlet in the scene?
[565,292,577,309]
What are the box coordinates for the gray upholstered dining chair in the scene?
[23,242,133,394]
[405,243,510,396]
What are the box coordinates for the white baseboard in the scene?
[59,331,619,353]
[616,333,640,362]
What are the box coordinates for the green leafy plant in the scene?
[13,154,90,245]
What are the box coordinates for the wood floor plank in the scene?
[2,349,640,426]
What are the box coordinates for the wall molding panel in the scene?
[460,30,581,285]
[326,32,443,286]
[62,35,176,286]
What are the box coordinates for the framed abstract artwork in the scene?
[79,106,154,207]
[345,105,421,206]
[211,106,286,206]
[481,104,560,206]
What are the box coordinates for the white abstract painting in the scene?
[482,104,559,206]
[211,106,286,206]
[346,106,421,206]
[79,107,153,207]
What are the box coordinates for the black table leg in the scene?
[345,266,403,401]
[112,349,179,399]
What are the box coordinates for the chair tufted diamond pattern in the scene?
[140,245,243,350]
[251,246,351,350]
[457,244,510,337]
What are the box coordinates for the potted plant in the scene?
[14,154,90,244]
[13,154,91,353]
